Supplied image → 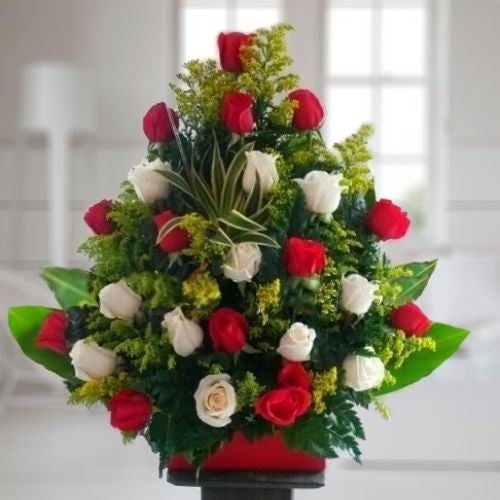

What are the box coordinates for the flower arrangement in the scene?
[8,25,469,474]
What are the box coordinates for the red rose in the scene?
[218,32,253,72]
[153,210,189,253]
[143,102,179,143]
[221,92,255,134]
[36,310,68,355]
[84,199,116,235]
[277,362,312,391]
[284,237,326,277]
[289,89,324,130]
[390,302,431,337]
[367,199,411,240]
[109,389,152,432]
[255,387,311,426]
[209,308,249,353]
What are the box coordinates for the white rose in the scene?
[222,243,262,283]
[128,158,171,205]
[99,279,142,320]
[343,352,385,391]
[295,171,344,214]
[277,322,316,362]
[194,374,237,428]
[161,307,203,357]
[242,151,279,195]
[340,274,379,316]
[69,340,117,381]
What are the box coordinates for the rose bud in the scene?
[343,350,385,391]
[222,243,262,283]
[255,386,311,426]
[161,306,203,357]
[277,322,316,362]
[218,31,254,72]
[69,340,117,381]
[36,310,69,355]
[128,158,171,205]
[295,171,344,215]
[277,362,312,391]
[390,302,431,337]
[284,237,326,277]
[153,210,189,253]
[84,199,116,235]
[109,389,153,432]
[142,102,179,143]
[242,151,279,195]
[367,199,411,240]
[340,274,379,316]
[221,91,255,134]
[98,280,142,321]
[209,307,248,353]
[288,89,324,130]
[194,374,237,427]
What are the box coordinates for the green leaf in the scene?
[209,227,234,247]
[210,138,226,199]
[218,209,266,233]
[387,260,437,306]
[40,267,95,310]
[7,306,73,378]
[160,170,194,199]
[233,231,280,248]
[156,216,182,244]
[375,322,470,395]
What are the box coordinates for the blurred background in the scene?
[0,0,499,499]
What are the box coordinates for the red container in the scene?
[168,432,326,471]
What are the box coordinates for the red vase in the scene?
[168,432,326,471]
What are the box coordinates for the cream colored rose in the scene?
[222,243,262,283]
[277,322,316,362]
[295,171,344,214]
[343,351,385,391]
[242,151,279,195]
[69,340,117,381]
[162,307,203,357]
[128,158,171,205]
[99,279,142,320]
[194,374,237,428]
[340,274,379,316]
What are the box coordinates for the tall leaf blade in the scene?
[210,138,226,199]
[233,231,281,248]
[218,209,266,233]
[387,260,437,306]
[156,217,182,244]
[8,306,73,378]
[40,267,95,311]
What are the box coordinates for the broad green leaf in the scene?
[387,260,437,306]
[218,209,266,233]
[8,306,73,378]
[160,170,194,199]
[209,227,234,247]
[190,167,218,219]
[156,216,182,244]
[375,322,470,395]
[210,138,225,199]
[233,231,280,248]
[40,267,95,310]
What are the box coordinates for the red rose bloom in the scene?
[289,89,324,130]
[277,362,312,391]
[109,389,152,432]
[218,32,253,72]
[255,387,311,426]
[390,302,431,337]
[36,310,68,355]
[153,210,189,253]
[367,199,411,240]
[143,102,179,143]
[84,199,116,235]
[284,237,326,277]
[221,92,255,134]
[209,308,249,353]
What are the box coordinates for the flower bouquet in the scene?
[8,25,469,476]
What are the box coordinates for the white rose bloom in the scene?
[194,374,237,428]
[343,352,385,391]
[69,340,117,381]
[99,279,142,320]
[295,171,344,215]
[277,322,316,362]
[162,307,203,357]
[222,243,262,283]
[128,158,171,205]
[340,274,379,316]
[242,151,279,195]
